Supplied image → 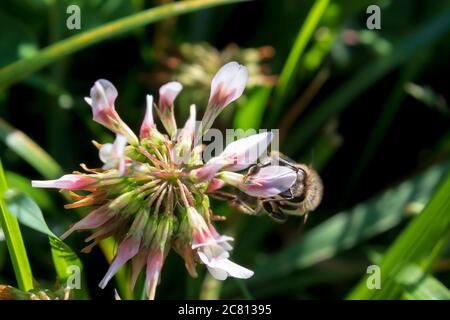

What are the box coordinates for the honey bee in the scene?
[210,151,323,222]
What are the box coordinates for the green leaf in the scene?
[5,189,55,237]
[286,7,450,155]
[0,158,34,292]
[4,188,88,298]
[0,0,246,89]
[348,167,450,299]
[397,264,450,300]
[226,159,450,295]
[269,0,330,124]
[5,171,54,212]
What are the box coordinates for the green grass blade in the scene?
[286,7,450,155]
[0,158,34,291]
[347,169,450,299]
[0,118,62,179]
[397,264,450,300]
[269,0,330,125]
[233,86,271,130]
[0,0,246,89]
[224,160,450,296]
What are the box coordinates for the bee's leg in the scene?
[208,190,237,202]
[262,202,287,223]
[209,191,260,216]
[230,199,261,216]
[303,212,309,224]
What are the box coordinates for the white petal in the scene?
[212,259,254,279]
[99,134,127,174]
[99,143,114,164]
[146,95,154,122]
[31,174,95,190]
[185,104,196,133]
[159,81,182,107]
[195,244,229,261]
[210,62,249,105]
[244,166,297,197]
[207,266,229,280]
[218,132,273,171]
[113,134,128,153]
[91,79,118,109]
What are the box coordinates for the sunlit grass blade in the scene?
[0,0,246,89]
[224,159,450,296]
[347,169,450,299]
[286,7,450,155]
[0,118,62,179]
[0,158,34,292]
[268,0,330,125]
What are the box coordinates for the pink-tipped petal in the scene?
[32,174,96,190]
[61,207,112,240]
[159,82,182,112]
[88,79,119,128]
[192,160,227,182]
[145,249,163,300]
[87,80,139,145]
[199,62,248,135]
[209,62,249,107]
[140,95,155,138]
[130,250,148,291]
[99,236,141,289]
[206,178,226,193]
[175,104,197,163]
[157,82,182,136]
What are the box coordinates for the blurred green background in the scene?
[0,0,450,300]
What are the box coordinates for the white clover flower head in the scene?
[32,61,291,300]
